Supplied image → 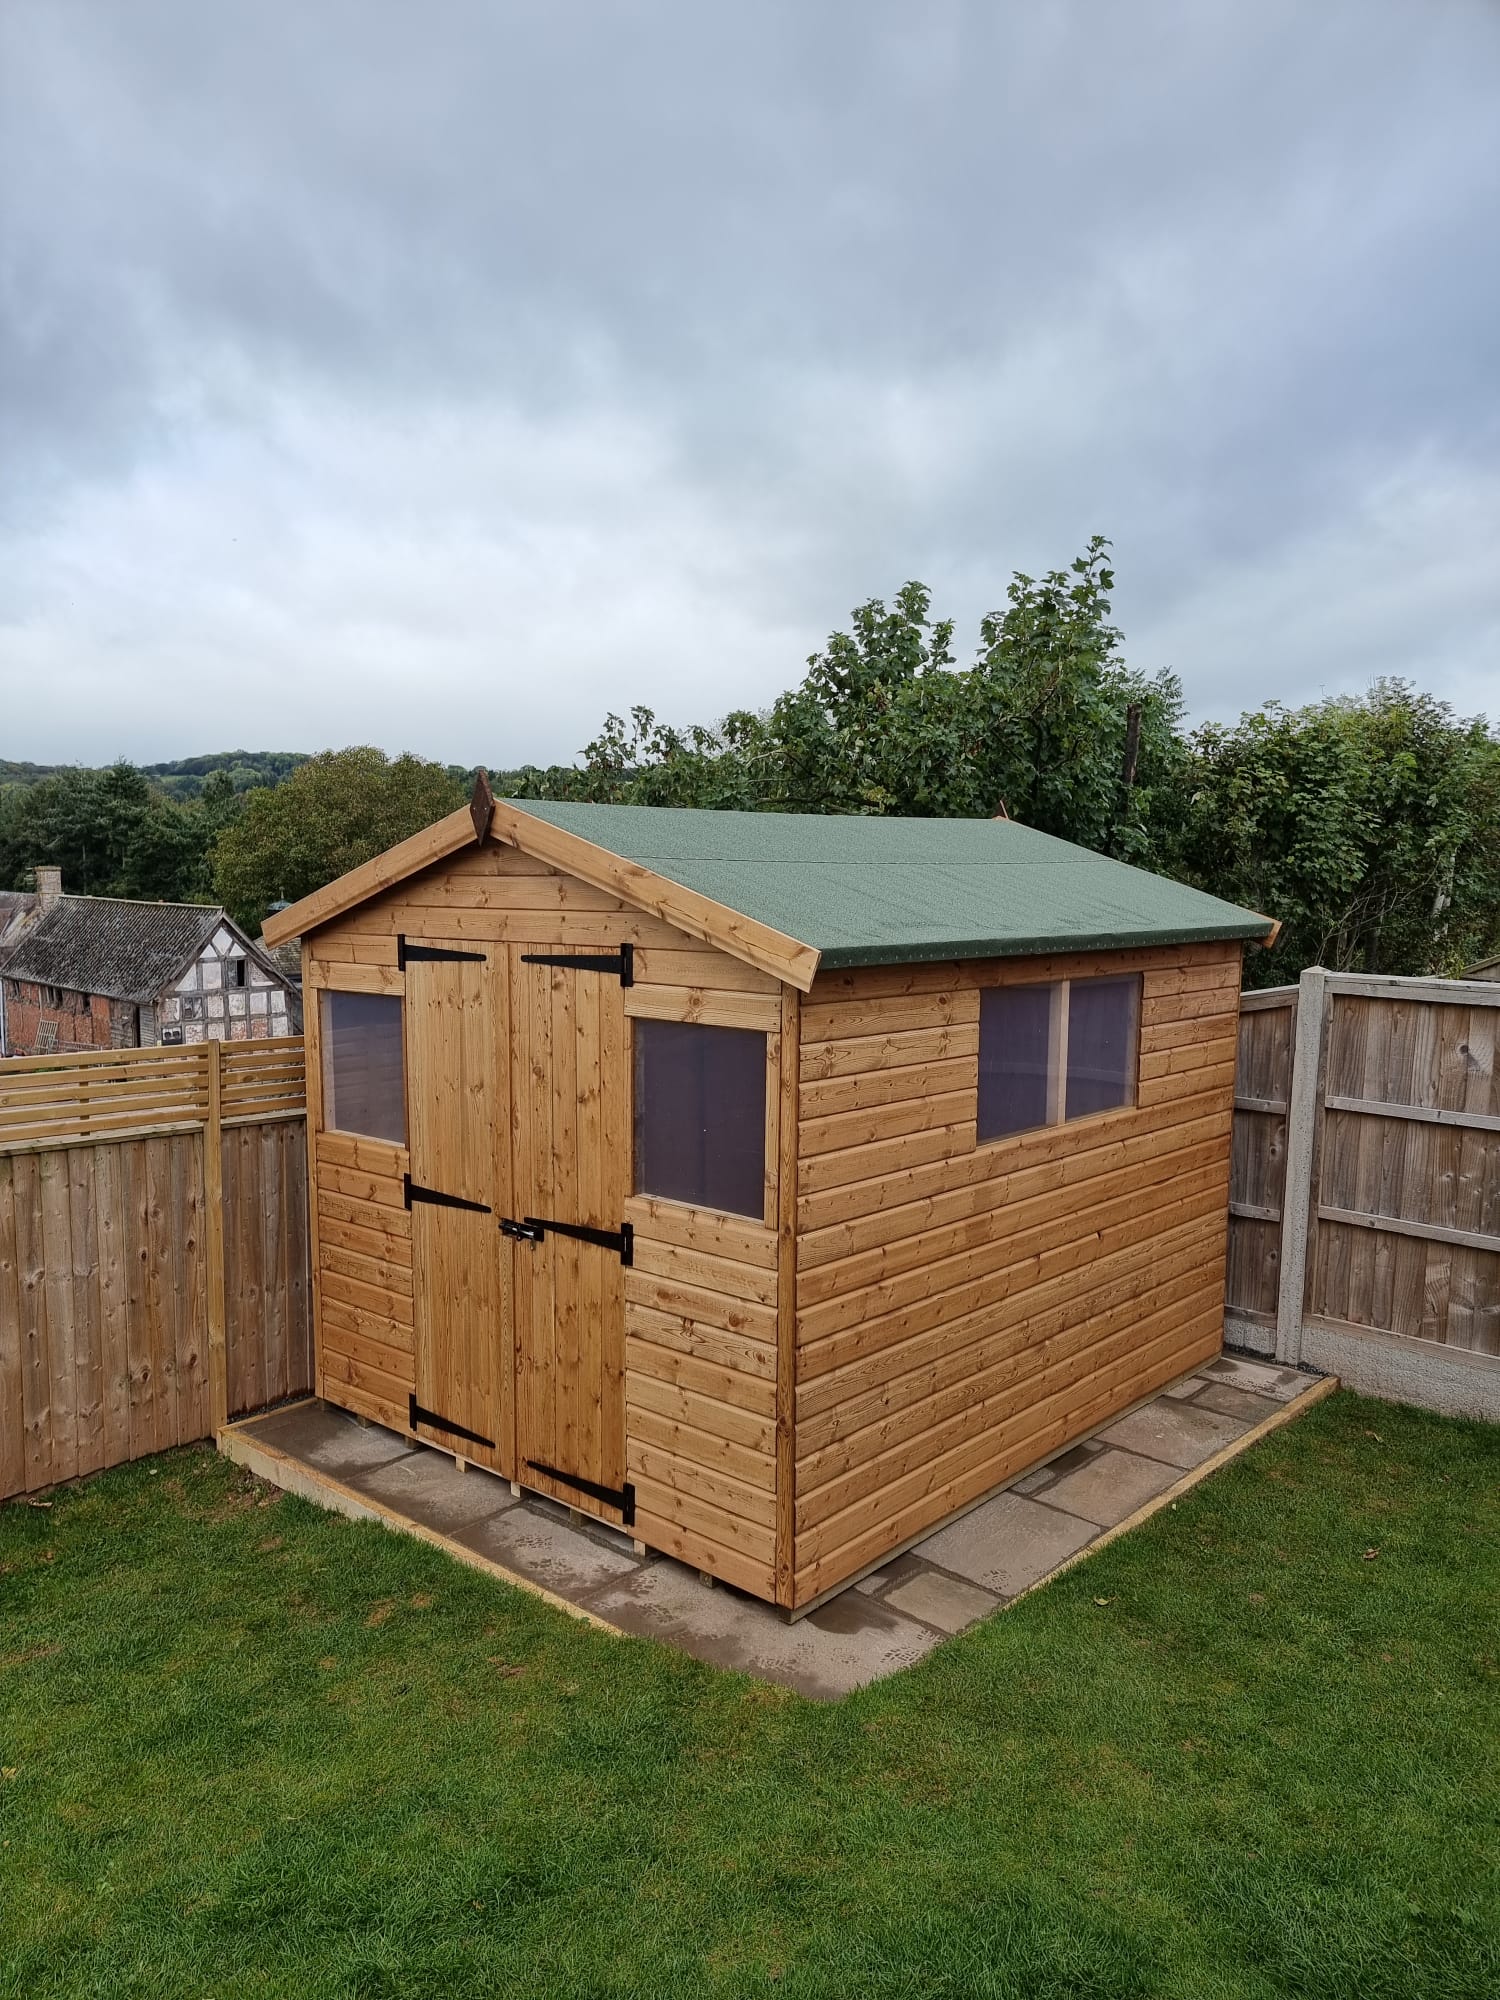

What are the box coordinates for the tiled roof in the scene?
[0,897,226,1002]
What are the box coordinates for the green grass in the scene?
[2,1391,1497,1999]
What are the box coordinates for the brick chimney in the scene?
[35,866,63,911]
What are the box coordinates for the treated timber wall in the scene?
[304,837,785,1595]
[791,942,1242,1604]
[1227,970,1500,1417]
[0,1039,311,1501]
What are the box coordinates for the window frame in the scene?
[976,971,1141,1147]
[317,986,408,1148]
[628,1012,779,1229]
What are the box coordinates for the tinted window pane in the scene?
[634,1019,766,1219]
[978,985,1055,1141]
[322,990,406,1144]
[1066,975,1139,1120]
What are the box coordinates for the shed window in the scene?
[320,990,406,1145]
[633,1019,766,1220]
[978,973,1140,1142]
[1066,975,1140,1119]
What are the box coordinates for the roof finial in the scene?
[470,769,495,844]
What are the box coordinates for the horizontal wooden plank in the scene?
[792,1310,1221,1600]
[625,1369,776,1455]
[623,1270,776,1341]
[628,1233,779,1309]
[798,1131,1229,1323]
[798,1081,1232,1235]
[796,1118,976,1197]
[632,948,779,994]
[625,1302,776,1380]
[317,1161,408,1210]
[624,986,782,1032]
[624,1401,774,1488]
[305,962,405,997]
[799,1088,975,1161]
[1318,1206,1500,1257]
[631,1503,777,1599]
[807,941,1238,1004]
[315,1130,409,1176]
[317,1214,414,1268]
[631,1475,776,1564]
[797,1206,1225,1408]
[623,1195,778,1268]
[316,1186,413,1237]
[346,903,694,951]
[322,1266,414,1325]
[304,933,400,967]
[800,1021,978,1082]
[801,988,981,1046]
[797,1281,1225,1527]
[625,1335,777,1413]
[322,1295,415,1356]
[625,1442,777,1525]
[798,1055,974,1122]
[1322,1094,1500,1136]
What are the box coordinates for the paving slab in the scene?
[452,1499,643,1597]
[582,1561,937,1698]
[1190,1379,1287,1423]
[918,1489,1097,1596]
[1205,1354,1313,1401]
[1162,1373,1210,1400]
[1095,1398,1249,1468]
[1038,1446,1181,1527]
[344,1449,517,1534]
[883,1568,1000,1634]
[247,1402,415,1479]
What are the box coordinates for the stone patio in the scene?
[221,1351,1331,1699]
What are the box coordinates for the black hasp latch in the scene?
[526,1460,636,1527]
[404,1175,491,1215]
[519,941,633,987]
[500,1215,632,1266]
[409,1393,495,1452]
[397,936,488,969]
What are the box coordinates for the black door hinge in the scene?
[519,942,633,987]
[409,1393,495,1451]
[500,1215,633,1266]
[526,1460,636,1527]
[404,1175,491,1214]
[397,936,488,968]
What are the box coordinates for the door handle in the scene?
[500,1218,545,1243]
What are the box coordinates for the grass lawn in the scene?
[1,1389,1497,1999]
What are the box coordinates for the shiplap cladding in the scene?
[790,942,1242,1604]
[304,838,783,1591]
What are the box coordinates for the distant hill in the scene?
[0,751,309,800]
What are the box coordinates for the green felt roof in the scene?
[507,801,1274,970]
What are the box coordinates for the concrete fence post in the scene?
[1274,966,1328,1366]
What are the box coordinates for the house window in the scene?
[633,1019,766,1220]
[320,990,405,1145]
[45,986,65,1009]
[978,974,1140,1143]
[232,958,248,988]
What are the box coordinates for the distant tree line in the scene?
[3,538,1496,980]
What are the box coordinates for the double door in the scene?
[403,941,632,1523]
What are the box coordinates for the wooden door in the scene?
[506,950,630,1524]
[405,942,510,1474]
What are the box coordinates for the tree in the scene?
[1172,683,1500,987]
[211,747,465,932]
[0,759,215,902]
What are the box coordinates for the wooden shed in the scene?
[261,785,1274,1611]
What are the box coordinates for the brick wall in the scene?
[2,980,137,1055]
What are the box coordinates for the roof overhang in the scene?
[260,782,823,992]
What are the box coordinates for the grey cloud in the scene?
[1,0,1496,763]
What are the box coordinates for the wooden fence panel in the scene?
[0,1039,313,1500]
[1228,971,1500,1418]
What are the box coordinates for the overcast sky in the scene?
[2,2,1497,770]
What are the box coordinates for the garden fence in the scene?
[0,1038,311,1500]
[1228,970,1500,1418]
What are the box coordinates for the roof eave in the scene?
[813,919,1275,972]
